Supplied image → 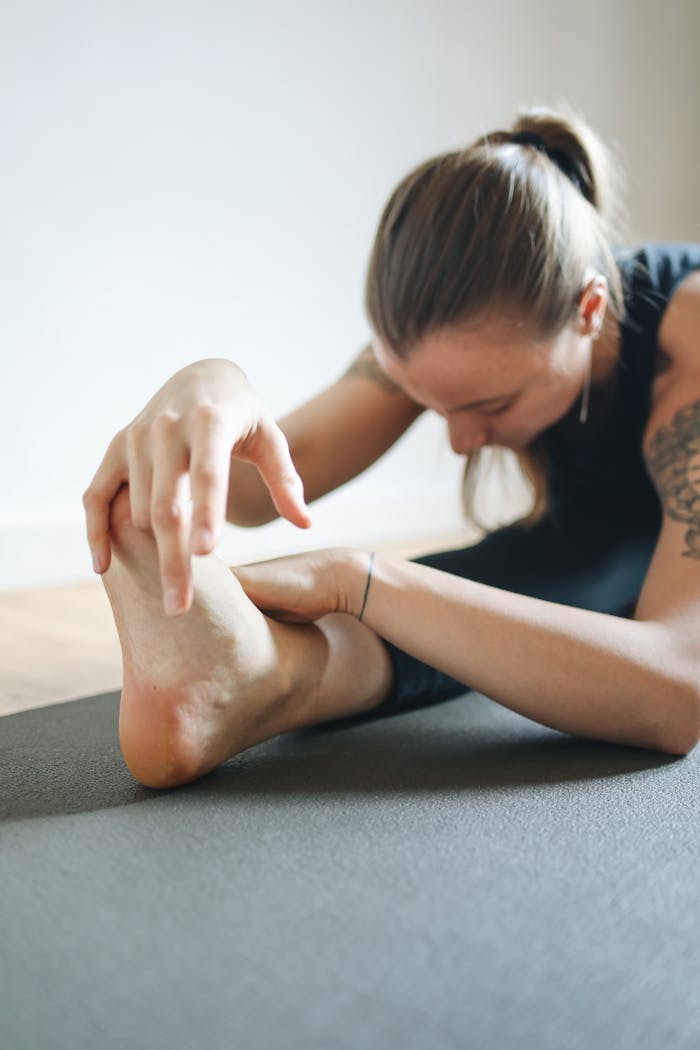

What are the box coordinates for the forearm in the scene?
[350,553,695,753]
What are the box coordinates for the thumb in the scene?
[232,559,287,608]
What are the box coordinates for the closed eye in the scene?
[482,399,515,416]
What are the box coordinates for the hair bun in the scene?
[510,129,585,194]
[510,105,619,222]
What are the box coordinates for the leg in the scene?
[103,487,394,789]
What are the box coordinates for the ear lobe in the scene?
[577,274,609,336]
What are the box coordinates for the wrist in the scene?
[336,548,376,619]
[357,551,375,621]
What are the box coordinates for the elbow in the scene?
[660,735,698,758]
[656,682,700,757]
[643,630,700,756]
[661,726,699,758]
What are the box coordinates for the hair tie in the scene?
[510,130,584,194]
[511,130,547,152]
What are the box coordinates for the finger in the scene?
[125,422,154,530]
[187,404,230,555]
[150,415,193,615]
[251,418,312,528]
[82,433,128,575]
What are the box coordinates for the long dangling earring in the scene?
[578,338,594,425]
[579,346,591,424]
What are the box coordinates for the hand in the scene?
[83,359,311,615]
[233,548,366,623]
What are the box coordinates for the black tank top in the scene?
[538,243,700,529]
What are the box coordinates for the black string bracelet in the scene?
[358,551,375,622]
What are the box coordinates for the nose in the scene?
[447,416,487,456]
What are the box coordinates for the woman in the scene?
[84,107,700,789]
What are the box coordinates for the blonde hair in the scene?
[364,105,626,531]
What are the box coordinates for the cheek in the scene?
[518,386,576,431]
[495,403,555,446]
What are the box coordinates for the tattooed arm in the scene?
[341,342,403,394]
[627,271,700,751]
[227,343,424,525]
[644,403,700,560]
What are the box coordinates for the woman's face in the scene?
[372,318,595,455]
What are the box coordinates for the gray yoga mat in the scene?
[1,688,698,1050]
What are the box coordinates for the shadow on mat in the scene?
[0,690,678,821]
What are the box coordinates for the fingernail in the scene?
[92,550,104,574]
[164,589,182,616]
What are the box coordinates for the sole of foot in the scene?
[102,487,299,789]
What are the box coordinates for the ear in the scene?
[577,274,609,339]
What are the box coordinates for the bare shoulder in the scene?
[656,270,700,372]
[646,270,700,423]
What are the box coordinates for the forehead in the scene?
[373,323,542,408]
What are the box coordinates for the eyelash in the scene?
[483,401,513,417]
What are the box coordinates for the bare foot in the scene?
[102,487,309,789]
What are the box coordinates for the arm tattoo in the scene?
[645,400,700,560]
[342,344,402,394]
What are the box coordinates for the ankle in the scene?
[250,618,330,737]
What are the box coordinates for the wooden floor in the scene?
[0,531,472,718]
[0,582,122,717]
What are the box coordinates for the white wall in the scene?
[1,0,699,590]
